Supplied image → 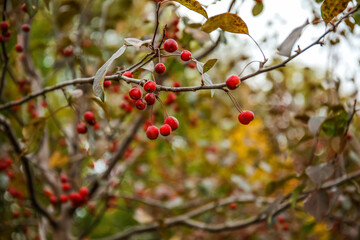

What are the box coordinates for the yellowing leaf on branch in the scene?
[49,151,69,168]
[172,0,208,19]
[321,0,351,21]
[201,13,249,34]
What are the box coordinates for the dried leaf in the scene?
[252,2,264,16]
[304,189,329,221]
[124,38,151,50]
[141,61,155,72]
[201,13,249,34]
[22,117,46,153]
[278,20,309,57]
[93,45,126,101]
[308,116,326,136]
[49,151,69,168]
[321,0,351,21]
[172,0,208,19]
[203,59,217,73]
[305,162,334,185]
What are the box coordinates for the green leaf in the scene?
[172,0,208,19]
[203,59,217,73]
[252,2,264,16]
[22,117,46,153]
[290,184,305,208]
[321,0,351,21]
[93,45,127,102]
[321,105,349,136]
[201,13,249,34]
[26,0,39,18]
[353,8,360,25]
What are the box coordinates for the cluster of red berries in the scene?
[126,79,157,111]
[146,116,179,140]
[8,186,24,199]
[165,17,180,40]
[0,4,31,52]
[44,175,89,207]
[275,215,289,231]
[77,111,100,134]
[0,157,16,180]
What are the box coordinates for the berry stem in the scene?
[156,96,169,121]
[225,90,243,112]
[238,60,262,77]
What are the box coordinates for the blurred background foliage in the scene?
[0,0,360,239]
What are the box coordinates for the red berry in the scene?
[93,122,100,130]
[21,24,30,32]
[173,81,180,87]
[103,80,111,88]
[15,44,23,53]
[129,87,142,100]
[155,63,166,74]
[180,50,192,61]
[282,223,289,231]
[278,216,286,223]
[146,126,159,140]
[79,187,89,196]
[0,36,3,42]
[60,175,68,183]
[188,62,196,69]
[226,75,241,90]
[50,196,57,204]
[144,81,157,93]
[60,194,68,203]
[238,111,254,125]
[160,124,172,136]
[144,93,156,105]
[12,211,20,218]
[62,183,71,192]
[165,92,177,105]
[230,203,237,210]
[164,116,179,131]
[172,18,180,25]
[135,99,146,110]
[77,123,88,134]
[164,39,178,53]
[123,71,133,78]
[63,46,73,56]
[84,111,96,125]
[21,3,27,12]
[0,21,9,31]
[24,209,32,218]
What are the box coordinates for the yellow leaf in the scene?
[201,13,249,34]
[49,151,69,168]
[173,0,208,19]
[321,0,351,21]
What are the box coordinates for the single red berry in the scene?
[60,194,68,203]
[155,63,166,74]
[84,111,96,125]
[129,86,142,100]
[238,111,254,125]
[188,62,196,69]
[103,80,111,88]
[135,99,146,110]
[21,24,30,32]
[123,71,133,78]
[160,124,172,136]
[21,3,27,12]
[164,116,179,131]
[164,39,178,53]
[144,81,157,93]
[282,223,289,231]
[62,183,71,192]
[50,196,57,204]
[226,75,241,90]
[12,211,20,218]
[165,92,177,105]
[60,175,68,183]
[24,209,32,218]
[180,50,192,61]
[278,216,286,223]
[230,203,237,210]
[79,187,89,196]
[173,81,180,87]
[0,21,9,31]
[93,122,100,130]
[146,126,159,140]
[77,123,88,134]
[63,46,73,56]
[0,36,3,42]
[172,18,180,25]
[144,93,156,105]
[15,44,23,53]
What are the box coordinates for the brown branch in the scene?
[93,169,360,240]
[0,115,58,229]
[0,0,9,97]
[151,2,161,50]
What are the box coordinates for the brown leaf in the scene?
[304,189,329,221]
[305,162,334,185]
[321,0,351,21]
[173,0,208,19]
[201,13,249,34]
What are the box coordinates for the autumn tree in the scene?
[1,0,360,239]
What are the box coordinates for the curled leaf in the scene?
[172,0,208,19]
[203,59,217,73]
[93,45,127,101]
[321,0,351,21]
[304,189,329,221]
[277,20,309,57]
[201,13,249,34]
[124,38,151,50]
